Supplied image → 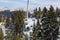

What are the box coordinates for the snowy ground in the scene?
[0,23,7,40]
[0,20,60,40]
[57,26,60,40]
[23,18,37,40]
[0,23,7,36]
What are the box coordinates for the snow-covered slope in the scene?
[0,23,7,37]
[23,18,37,40]
[24,18,37,31]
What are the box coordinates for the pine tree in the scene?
[7,29,13,40]
[33,7,41,19]
[33,8,38,19]
[11,10,24,40]
[33,6,59,40]
[0,29,3,40]
[41,13,51,40]
[40,5,59,40]
[47,5,59,40]
[33,7,42,40]
[43,7,47,13]
[38,7,49,40]
[0,18,1,22]
[5,16,11,28]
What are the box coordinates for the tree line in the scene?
[33,5,59,40]
[4,5,59,40]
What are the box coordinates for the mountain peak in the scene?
[0,7,9,11]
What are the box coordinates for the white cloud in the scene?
[29,0,58,5]
[26,0,59,11]
[0,0,20,4]
[29,0,59,8]
[0,0,59,11]
[0,0,9,3]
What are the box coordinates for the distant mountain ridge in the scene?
[0,10,32,18]
[0,10,11,18]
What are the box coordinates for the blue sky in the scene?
[0,0,59,11]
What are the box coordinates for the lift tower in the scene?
[26,0,29,18]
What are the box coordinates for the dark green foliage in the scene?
[33,6,59,40]
[33,7,42,40]
[33,19,41,40]
[0,29,3,40]
[5,16,10,28]
[33,7,41,19]
[43,7,47,13]
[11,10,24,34]
[11,10,24,40]
[0,18,1,22]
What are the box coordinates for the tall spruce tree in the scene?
[11,10,24,40]
[0,18,1,22]
[33,8,38,19]
[0,29,3,40]
[43,7,47,13]
[33,7,42,40]
[48,5,59,40]
[5,16,11,28]
[40,5,59,40]
[38,7,49,40]
[33,7,41,19]
[33,6,59,40]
